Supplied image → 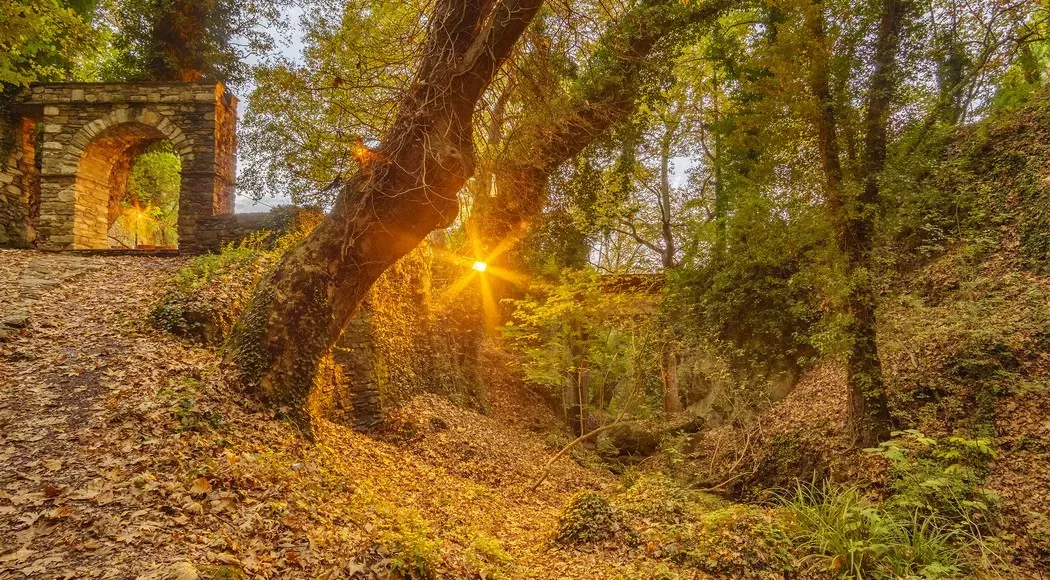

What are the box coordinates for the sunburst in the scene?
[432,228,527,327]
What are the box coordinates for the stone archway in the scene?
[0,82,238,251]
[68,109,195,248]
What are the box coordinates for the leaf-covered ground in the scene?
[0,250,766,579]
[6,243,1045,578]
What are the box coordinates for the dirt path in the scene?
[0,252,197,578]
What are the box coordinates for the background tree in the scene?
[99,0,284,84]
[240,0,425,203]
[0,0,99,88]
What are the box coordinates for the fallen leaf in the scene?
[189,477,211,497]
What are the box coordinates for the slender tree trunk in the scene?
[847,0,910,445]
[661,344,681,414]
[710,73,728,256]
[565,319,589,437]
[805,0,907,446]
[658,121,678,269]
[223,0,544,431]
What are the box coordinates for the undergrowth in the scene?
[784,481,967,578]
[782,430,1002,578]
[149,210,319,344]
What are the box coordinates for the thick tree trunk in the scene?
[224,0,544,430]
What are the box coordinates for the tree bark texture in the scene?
[224,0,544,430]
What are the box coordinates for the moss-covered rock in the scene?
[553,491,621,545]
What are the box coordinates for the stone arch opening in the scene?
[66,109,195,249]
[3,83,238,251]
[74,122,188,249]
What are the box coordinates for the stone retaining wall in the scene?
[184,213,271,253]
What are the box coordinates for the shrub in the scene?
[866,430,1000,534]
[663,192,834,396]
[553,491,621,545]
[149,238,272,343]
[503,269,664,431]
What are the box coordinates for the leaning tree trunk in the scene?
[224,0,544,431]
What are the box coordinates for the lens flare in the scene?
[472,261,488,272]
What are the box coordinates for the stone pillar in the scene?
[175,84,237,248]
[331,303,383,432]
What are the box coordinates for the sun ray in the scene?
[483,264,528,287]
[440,270,477,302]
[478,270,500,329]
[431,225,530,320]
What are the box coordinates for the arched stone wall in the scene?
[69,118,189,247]
[0,82,237,250]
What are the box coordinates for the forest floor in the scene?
[4,245,1047,579]
[0,249,745,579]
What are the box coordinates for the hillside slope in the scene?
[686,97,1050,574]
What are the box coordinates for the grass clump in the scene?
[158,376,224,433]
[376,507,444,579]
[462,530,513,578]
[197,565,246,580]
[783,480,981,578]
[554,491,621,545]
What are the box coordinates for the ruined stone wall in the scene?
[185,213,270,253]
[315,245,488,431]
[0,82,238,250]
[0,118,40,247]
